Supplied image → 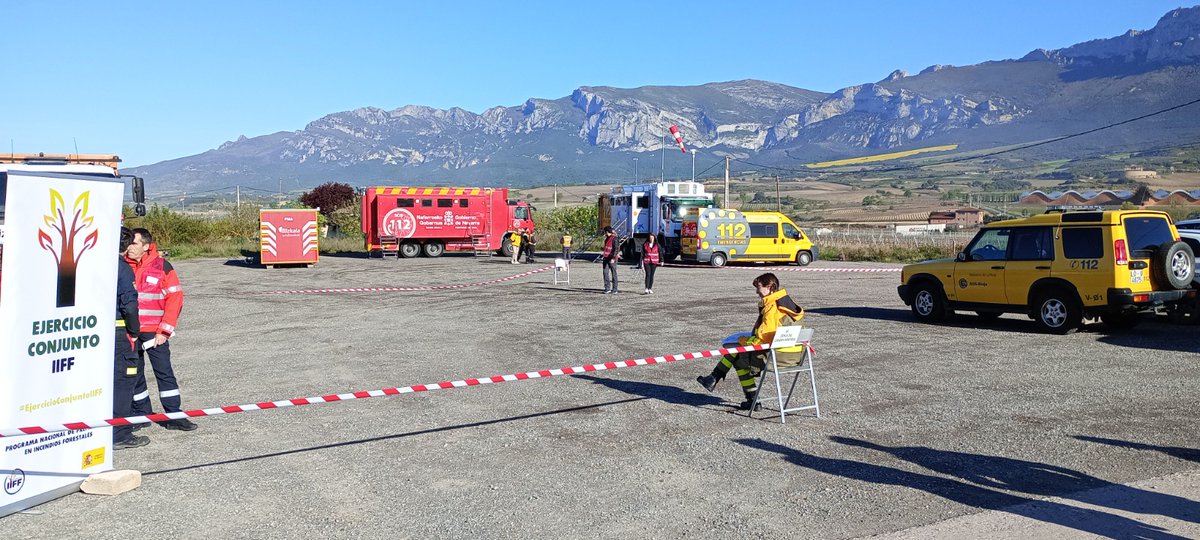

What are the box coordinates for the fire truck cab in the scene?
[0,153,146,237]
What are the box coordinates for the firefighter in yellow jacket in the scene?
[696,272,804,410]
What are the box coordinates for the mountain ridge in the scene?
[129,6,1200,192]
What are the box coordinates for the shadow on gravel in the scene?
[222,258,259,268]
[736,437,1194,540]
[1094,329,1200,353]
[829,436,1199,526]
[806,307,912,322]
[534,286,612,294]
[141,397,647,476]
[1075,435,1200,464]
[571,374,726,408]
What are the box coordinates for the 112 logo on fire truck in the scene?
[381,208,418,238]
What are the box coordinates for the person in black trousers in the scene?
[601,226,620,294]
[114,227,149,449]
[524,229,537,263]
[642,234,661,294]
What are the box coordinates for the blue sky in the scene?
[1,1,1191,167]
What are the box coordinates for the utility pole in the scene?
[724,156,730,209]
[633,157,638,182]
[776,175,781,212]
[553,184,558,208]
[690,149,696,182]
[236,185,241,212]
[660,128,665,183]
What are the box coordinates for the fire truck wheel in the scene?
[499,237,514,258]
[399,241,421,258]
[422,241,445,258]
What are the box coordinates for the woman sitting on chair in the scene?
[696,272,804,410]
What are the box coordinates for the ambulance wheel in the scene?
[710,252,727,268]
[422,241,444,258]
[796,250,813,266]
[399,241,421,258]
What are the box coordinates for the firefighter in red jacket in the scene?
[125,228,198,431]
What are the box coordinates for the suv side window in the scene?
[1123,216,1175,255]
[967,228,1009,261]
[1009,227,1053,260]
[1061,227,1103,259]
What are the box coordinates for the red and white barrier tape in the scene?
[0,343,774,438]
[261,264,555,295]
[661,263,900,273]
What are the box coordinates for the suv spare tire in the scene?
[1153,241,1195,290]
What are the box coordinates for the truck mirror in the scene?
[132,176,145,204]
[956,252,968,262]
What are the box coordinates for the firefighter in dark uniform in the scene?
[114,227,150,449]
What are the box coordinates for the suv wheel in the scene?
[911,282,947,323]
[1153,241,1196,290]
[1034,289,1082,334]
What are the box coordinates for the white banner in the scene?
[1,172,122,517]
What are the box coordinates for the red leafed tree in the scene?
[300,182,357,217]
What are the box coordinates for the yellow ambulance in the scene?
[681,209,818,266]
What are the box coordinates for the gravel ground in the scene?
[2,252,1197,539]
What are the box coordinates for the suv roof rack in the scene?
[1045,205,1104,213]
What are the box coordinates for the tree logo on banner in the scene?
[4,469,24,495]
[37,189,99,307]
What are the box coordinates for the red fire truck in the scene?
[361,186,535,258]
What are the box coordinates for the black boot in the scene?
[739,399,762,412]
[696,374,719,392]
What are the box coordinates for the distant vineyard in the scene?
[814,230,971,262]
[806,144,959,169]
[820,208,931,222]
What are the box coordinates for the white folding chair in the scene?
[553,258,570,285]
[749,328,819,423]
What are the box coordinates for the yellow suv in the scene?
[897,209,1196,333]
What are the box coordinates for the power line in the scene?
[694,158,724,179]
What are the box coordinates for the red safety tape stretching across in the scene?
[261,264,555,295]
[0,343,777,438]
[661,263,899,273]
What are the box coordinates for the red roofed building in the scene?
[928,208,987,228]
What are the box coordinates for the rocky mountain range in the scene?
[131,6,1200,193]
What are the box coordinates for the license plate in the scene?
[1130,269,1144,284]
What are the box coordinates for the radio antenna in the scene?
[73,137,80,155]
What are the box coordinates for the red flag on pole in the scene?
[669,125,687,154]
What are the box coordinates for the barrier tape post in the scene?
[0,343,772,438]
